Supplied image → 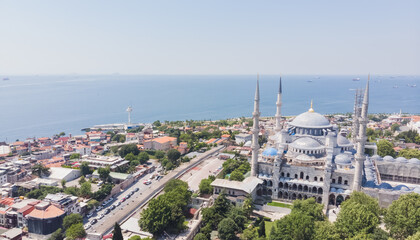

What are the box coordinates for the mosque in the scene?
[212,76,420,208]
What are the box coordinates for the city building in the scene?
[235,133,252,145]
[143,136,177,151]
[26,201,66,236]
[79,155,129,170]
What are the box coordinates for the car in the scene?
[105,208,111,214]
[156,176,163,181]
[120,198,126,203]
[90,219,98,225]
[135,188,139,192]
[84,224,91,230]
[87,212,93,218]
[109,197,114,202]
[110,205,116,210]
[99,213,105,219]
[143,180,151,185]
[126,194,131,199]
[96,206,102,212]
[116,201,121,206]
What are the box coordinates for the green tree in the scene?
[31,164,50,177]
[292,198,324,221]
[65,223,86,240]
[406,232,420,240]
[47,228,64,240]
[335,192,380,239]
[194,233,208,240]
[228,207,247,231]
[69,153,80,160]
[384,193,420,240]
[218,218,239,240]
[80,181,92,198]
[112,134,126,143]
[98,167,110,182]
[377,140,396,157]
[155,150,165,159]
[258,219,266,237]
[80,162,91,176]
[397,130,420,144]
[63,213,83,230]
[128,236,141,240]
[61,179,66,188]
[391,123,400,132]
[167,149,181,163]
[199,178,213,195]
[398,149,420,159]
[153,120,162,127]
[138,152,150,164]
[112,222,123,240]
[241,227,258,240]
[118,144,140,157]
[124,153,136,161]
[271,212,315,240]
[242,196,254,217]
[313,221,340,240]
[78,176,86,185]
[164,179,189,193]
[229,169,244,181]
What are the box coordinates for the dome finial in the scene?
[308,99,314,112]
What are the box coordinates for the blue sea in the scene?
[0,75,419,142]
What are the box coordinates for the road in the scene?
[85,146,224,236]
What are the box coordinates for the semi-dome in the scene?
[330,187,337,192]
[335,154,352,165]
[378,182,393,190]
[290,137,323,149]
[409,158,420,165]
[396,157,408,163]
[290,111,332,128]
[371,155,382,161]
[262,147,278,157]
[337,135,352,146]
[383,156,395,162]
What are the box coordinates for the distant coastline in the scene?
[1,75,419,141]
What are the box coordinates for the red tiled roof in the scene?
[27,204,65,219]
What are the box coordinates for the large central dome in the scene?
[290,111,331,128]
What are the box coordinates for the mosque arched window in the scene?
[281,172,284,177]
[287,173,290,177]
[320,177,323,182]
[332,179,336,184]
[344,180,348,185]
[294,174,298,179]
[314,177,318,181]
[300,172,304,179]
[338,177,342,184]
[306,176,309,180]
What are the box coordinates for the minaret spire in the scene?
[353,75,370,191]
[251,74,261,177]
[275,76,282,133]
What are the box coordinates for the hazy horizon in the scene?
[1,1,419,75]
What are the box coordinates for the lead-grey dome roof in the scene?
[409,158,420,165]
[290,137,323,149]
[290,111,332,128]
[337,135,352,146]
[335,154,352,165]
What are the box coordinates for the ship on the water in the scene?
[352,77,360,81]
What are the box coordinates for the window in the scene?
[306,176,309,180]
[332,179,336,184]
[314,177,318,181]
[294,174,298,179]
[287,173,290,177]
[344,180,348,185]
[320,177,323,182]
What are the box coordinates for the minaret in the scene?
[275,76,282,133]
[352,89,362,142]
[353,75,370,191]
[251,76,260,177]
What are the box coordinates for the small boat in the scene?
[2,78,9,81]
[352,78,360,81]
[393,85,398,88]
[307,80,313,82]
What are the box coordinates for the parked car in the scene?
[84,224,91,230]
[116,201,121,206]
[87,212,93,218]
[105,208,111,214]
[90,219,98,225]
[110,205,116,210]
[99,213,105,219]
[135,188,139,192]
[96,206,102,212]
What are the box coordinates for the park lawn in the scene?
[267,201,292,209]
[265,221,275,237]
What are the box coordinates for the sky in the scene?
[0,0,419,75]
